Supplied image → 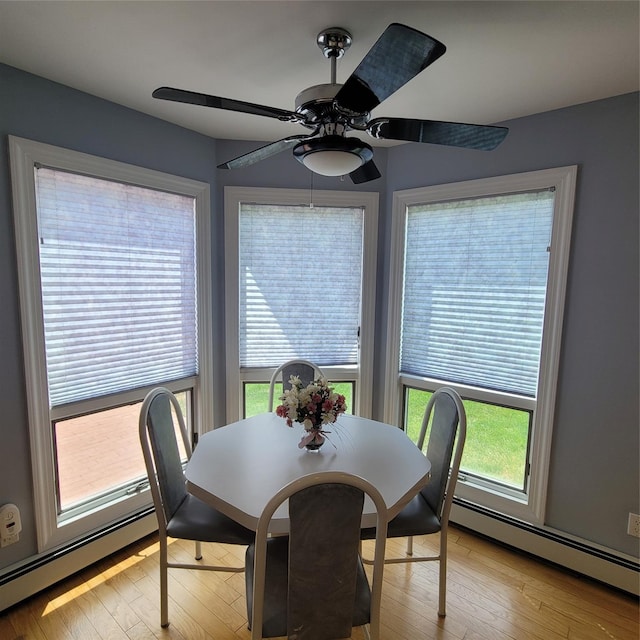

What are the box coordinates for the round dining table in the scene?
[185,412,431,534]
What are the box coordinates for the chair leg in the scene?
[159,536,170,627]
[195,540,202,560]
[406,535,414,556]
[437,533,447,617]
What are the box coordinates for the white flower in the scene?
[275,375,347,431]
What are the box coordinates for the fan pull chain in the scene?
[309,172,314,208]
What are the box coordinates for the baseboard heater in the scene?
[451,498,639,596]
[0,509,157,613]
[1,500,637,613]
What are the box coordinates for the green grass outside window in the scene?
[405,388,530,490]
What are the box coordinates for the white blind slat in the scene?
[401,190,554,397]
[35,167,198,406]
[239,203,363,368]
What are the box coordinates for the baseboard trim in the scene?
[451,500,640,596]
[2,501,637,613]
[0,510,156,613]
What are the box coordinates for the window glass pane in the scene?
[239,204,363,367]
[402,191,554,397]
[55,391,190,512]
[35,167,198,406]
[405,388,530,491]
[244,381,354,418]
[244,382,270,417]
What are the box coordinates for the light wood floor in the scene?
[1,526,637,640]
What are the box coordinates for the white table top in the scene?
[185,412,431,534]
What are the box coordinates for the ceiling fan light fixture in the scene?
[301,150,362,176]
[293,135,373,177]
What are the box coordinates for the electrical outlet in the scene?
[627,513,640,538]
[0,504,22,547]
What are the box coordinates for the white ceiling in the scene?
[1,1,638,148]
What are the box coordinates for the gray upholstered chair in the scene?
[361,386,466,618]
[267,359,325,411]
[139,387,254,628]
[245,471,388,640]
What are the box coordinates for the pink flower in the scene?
[275,376,347,439]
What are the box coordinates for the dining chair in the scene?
[139,387,254,628]
[245,471,388,640]
[267,358,325,411]
[361,386,466,618]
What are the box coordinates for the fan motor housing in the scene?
[295,83,340,122]
[295,84,369,129]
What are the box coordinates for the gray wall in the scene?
[0,62,637,575]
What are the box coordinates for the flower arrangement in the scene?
[276,376,347,449]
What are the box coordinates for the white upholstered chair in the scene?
[139,387,254,627]
[246,471,388,639]
[267,359,325,411]
[361,386,466,617]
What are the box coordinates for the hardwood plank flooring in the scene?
[1,526,637,639]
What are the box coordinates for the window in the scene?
[386,167,577,523]
[10,137,212,551]
[225,187,378,421]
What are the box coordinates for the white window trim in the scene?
[224,186,378,423]
[385,166,577,524]
[9,136,213,552]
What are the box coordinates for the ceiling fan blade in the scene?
[367,117,509,150]
[350,159,381,184]
[334,23,445,115]
[153,87,301,122]
[218,134,315,169]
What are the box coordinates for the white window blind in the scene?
[35,167,198,406]
[239,203,363,367]
[401,190,554,397]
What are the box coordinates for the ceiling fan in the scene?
[153,23,508,184]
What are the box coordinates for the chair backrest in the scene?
[139,387,192,527]
[267,359,325,411]
[418,387,467,523]
[250,471,387,640]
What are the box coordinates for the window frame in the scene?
[385,166,577,524]
[224,186,378,422]
[9,136,213,551]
